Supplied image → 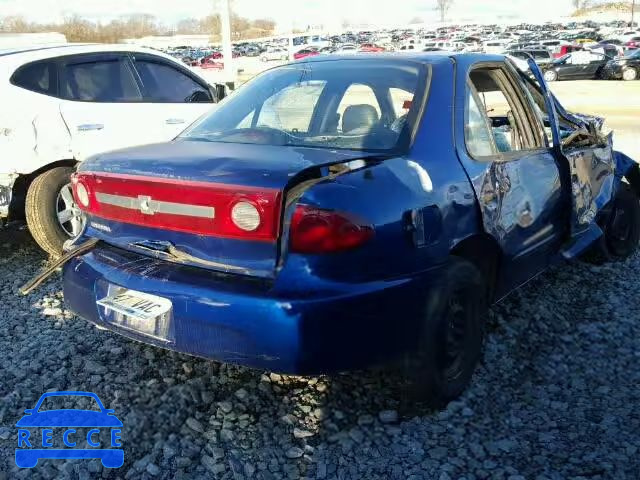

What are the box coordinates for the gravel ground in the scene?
[0,226,639,480]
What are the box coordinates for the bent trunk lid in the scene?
[77,140,376,277]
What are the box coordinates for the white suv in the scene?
[0,43,226,256]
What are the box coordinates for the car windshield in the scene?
[37,395,101,412]
[180,59,427,153]
[627,50,640,59]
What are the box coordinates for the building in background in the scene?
[0,32,66,48]
[122,34,212,49]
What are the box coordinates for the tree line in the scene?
[0,13,276,43]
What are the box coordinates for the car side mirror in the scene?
[215,83,228,102]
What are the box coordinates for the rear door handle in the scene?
[165,118,185,125]
[77,124,104,132]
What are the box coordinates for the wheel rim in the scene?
[544,71,556,81]
[56,183,85,237]
[443,291,468,379]
[623,68,637,81]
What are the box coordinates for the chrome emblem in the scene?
[138,195,155,215]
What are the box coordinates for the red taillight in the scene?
[72,172,281,241]
[289,205,374,254]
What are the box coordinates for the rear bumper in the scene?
[63,245,443,374]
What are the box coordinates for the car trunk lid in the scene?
[74,140,379,278]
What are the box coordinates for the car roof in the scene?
[297,52,505,66]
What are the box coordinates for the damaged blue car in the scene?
[57,54,640,406]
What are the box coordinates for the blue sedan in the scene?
[61,54,640,407]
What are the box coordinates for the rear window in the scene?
[181,60,428,153]
[11,61,57,96]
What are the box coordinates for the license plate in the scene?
[97,288,173,341]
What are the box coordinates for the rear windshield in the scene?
[180,59,428,153]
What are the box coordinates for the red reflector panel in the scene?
[289,205,374,254]
[72,172,281,241]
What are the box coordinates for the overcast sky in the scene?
[0,0,576,27]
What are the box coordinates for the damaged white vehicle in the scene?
[0,44,226,256]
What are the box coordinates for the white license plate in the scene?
[97,290,172,321]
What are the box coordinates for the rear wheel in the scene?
[402,258,487,409]
[25,166,84,257]
[622,67,638,81]
[584,184,640,264]
[543,70,558,82]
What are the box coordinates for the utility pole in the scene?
[632,0,636,28]
[288,0,295,62]
[219,0,235,87]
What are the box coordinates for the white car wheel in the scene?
[543,70,558,82]
[622,67,638,81]
[25,166,85,257]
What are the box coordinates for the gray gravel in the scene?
[0,226,639,479]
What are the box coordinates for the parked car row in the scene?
[145,19,640,84]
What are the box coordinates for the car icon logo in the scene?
[15,391,123,469]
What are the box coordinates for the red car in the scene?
[294,48,320,60]
[625,37,640,50]
[359,43,385,53]
[201,51,239,64]
[200,59,224,70]
[552,44,584,59]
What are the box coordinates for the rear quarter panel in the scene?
[279,59,480,284]
[0,83,72,175]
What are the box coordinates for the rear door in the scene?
[583,53,608,78]
[128,53,215,138]
[58,53,164,161]
[555,54,584,79]
[455,60,568,291]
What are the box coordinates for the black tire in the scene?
[402,257,487,409]
[583,184,640,264]
[25,166,77,257]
